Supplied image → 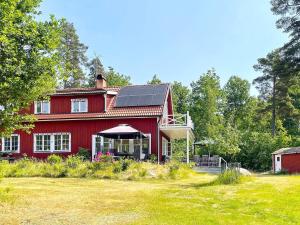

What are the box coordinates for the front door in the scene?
[275,154,282,172]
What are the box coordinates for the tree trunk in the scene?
[271,76,276,137]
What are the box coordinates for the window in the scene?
[1,134,20,153]
[162,137,168,156]
[35,101,50,114]
[34,133,71,152]
[71,99,88,113]
[277,156,280,162]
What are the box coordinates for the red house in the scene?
[272,147,300,173]
[1,75,194,163]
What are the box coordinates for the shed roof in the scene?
[272,147,300,155]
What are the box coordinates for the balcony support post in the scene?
[186,130,189,163]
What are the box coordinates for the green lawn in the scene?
[0,174,300,225]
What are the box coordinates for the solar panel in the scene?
[115,84,169,107]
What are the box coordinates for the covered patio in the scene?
[93,124,150,161]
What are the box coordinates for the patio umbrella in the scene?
[97,124,147,139]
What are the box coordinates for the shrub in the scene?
[66,155,83,169]
[76,147,91,161]
[41,163,66,178]
[47,155,63,164]
[149,154,158,163]
[213,169,241,185]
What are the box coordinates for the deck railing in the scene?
[161,111,194,129]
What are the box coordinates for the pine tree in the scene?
[86,56,106,87]
[58,20,88,88]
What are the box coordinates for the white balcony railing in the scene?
[161,111,194,129]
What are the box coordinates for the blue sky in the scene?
[40,0,288,94]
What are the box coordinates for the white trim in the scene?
[71,98,88,113]
[162,137,168,156]
[34,100,50,114]
[146,134,152,154]
[1,134,20,153]
[106,91,118,95]
[33,133,71,153]
[36,116,160,122]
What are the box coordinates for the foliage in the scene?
[106,67,131,87]
[223,76,251,126]
[171,81,190,114]
[86,55,106,87]
[58,20,88,88]
[0,0,61,136]
[0,157,194,180]
[47,154,63,164]
[147,74,162,84]
[76,147,91,161]
[235,131,291,171]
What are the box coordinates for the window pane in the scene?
[36,102,42,113]
[122,140,129,153]
[54,135,62,151]
[43,135,51,151]
[80,100,87,112]
[11,136,19,151]
[62,134,69,150]
[42,102,50,113]
[35,135,43,151]
[4,137,11,151]
[95,137,101,153]
[142,138,149,154]
[72,101,79,112]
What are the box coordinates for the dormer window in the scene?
[71,99,88,113]
[34,101,50,114]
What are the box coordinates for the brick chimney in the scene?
[95,74,107,89]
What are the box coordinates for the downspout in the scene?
[157,116,162,164]
[104,93,107,112]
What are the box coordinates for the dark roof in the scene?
[272,147,300,155]
[53,87,106,96]
[115,84,169,107]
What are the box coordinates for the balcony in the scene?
[160,111,194,163]
[160,112,194,129]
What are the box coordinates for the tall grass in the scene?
[213,169,242,185]
[0,155,194,181]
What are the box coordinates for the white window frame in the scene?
[71,98,88,113]
[1,134,20,153]
[33,133,71,153]
[162,137,168,156]
[34,100,50,114]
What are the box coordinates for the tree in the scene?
[254,50,297,136]
[0,0,61,136]
[147,74,162,84]
[171,82,190,114]
[106,67,131,87]
[58,20,88,88]
[271,0,300,71]
[190,69,223,141]
[223,76,250,126]
[86,56,105,87]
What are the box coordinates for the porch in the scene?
[160,112,194,163]
[92,124,151,161]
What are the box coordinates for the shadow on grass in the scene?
[178,181,217,189]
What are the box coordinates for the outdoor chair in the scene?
[201,155,209,167]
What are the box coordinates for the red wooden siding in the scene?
[28,94,105,114]
[11,118,158,159]
[282,154,300,173]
